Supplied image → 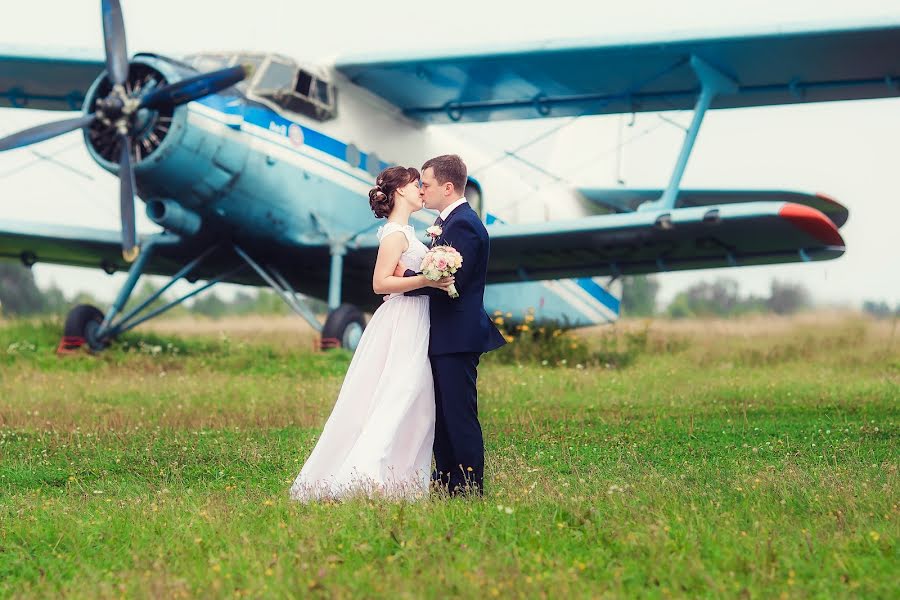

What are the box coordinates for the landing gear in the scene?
[61,304,106,352]
[321,304,366,351]
[57,234,244,354]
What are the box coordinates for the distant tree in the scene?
[251,289,292,315]
[0,259,45,316]
[230,290,259,315]
[669,278,741,317]
[621,275,659,317]
[666,278,773,318]
[666,292,694,319]
[862,300,897,319]
[767,280,811,315]
[42,284,69,314]
[191,291,228,319]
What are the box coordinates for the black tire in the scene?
[63,304,107,352]
[320,304,366,352]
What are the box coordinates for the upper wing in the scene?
[483,201,844,282]
[579,188,849,228]
[0,45,104,111]
[335,20,900,123]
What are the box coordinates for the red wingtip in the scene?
[814,191,840,205]
[779,203,845,247]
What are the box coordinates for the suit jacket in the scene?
[405,203,506,356]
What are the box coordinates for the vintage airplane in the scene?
[0,1,895,351]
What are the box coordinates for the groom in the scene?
[402,154,506,496]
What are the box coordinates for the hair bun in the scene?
[368,165,421,219]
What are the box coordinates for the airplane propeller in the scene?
[101,0,129,87]
[0,115,97,152]
[0,0,249,261]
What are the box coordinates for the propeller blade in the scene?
[0,114,95,152]
[139,65,249,110]
[101,0,129,85]
[118,135,139,261]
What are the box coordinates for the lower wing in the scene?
[483,201,844,283]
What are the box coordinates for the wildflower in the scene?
[869,531,880,542]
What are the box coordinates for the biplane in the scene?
[1,1,894,351]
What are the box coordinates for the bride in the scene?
[289,166,455,501]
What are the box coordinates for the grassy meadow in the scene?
[0,313,897,598]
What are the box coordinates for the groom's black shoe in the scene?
[449,482,482,499]
[448,466,483,498]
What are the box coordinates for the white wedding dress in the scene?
[289,222,435,501]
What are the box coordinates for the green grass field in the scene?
[0,314,896,598]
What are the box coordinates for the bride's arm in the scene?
[372,232,454,295]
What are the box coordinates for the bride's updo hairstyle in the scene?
[368,166,420,219]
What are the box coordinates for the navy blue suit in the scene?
[405,202,506,495]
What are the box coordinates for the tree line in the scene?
[2,259,896,320]
[621,274,898,319]
[0,259,327,318]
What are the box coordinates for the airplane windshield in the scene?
[250,56,337,122]
[255,60,295,94]
[183,53,337,121]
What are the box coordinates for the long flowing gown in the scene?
[289,222,435,501]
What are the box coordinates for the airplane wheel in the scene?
[321,304,365,352]
[63,304,108,352]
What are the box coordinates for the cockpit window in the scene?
[252,57,336,121]
[183,53,337,122]
[255,60,296,94]
[314,80,330,105]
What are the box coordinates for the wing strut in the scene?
[639,56,738,212]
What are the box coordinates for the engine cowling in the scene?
[82,54,192,176]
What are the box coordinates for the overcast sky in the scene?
[1,0,898,309]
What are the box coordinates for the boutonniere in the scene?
[426,225,442,246]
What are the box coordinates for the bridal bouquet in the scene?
[420,245,462,298]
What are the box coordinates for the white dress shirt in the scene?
[439,197,468,221]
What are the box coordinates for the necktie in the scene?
[434,215,444,227]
